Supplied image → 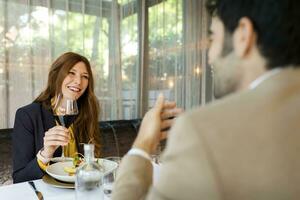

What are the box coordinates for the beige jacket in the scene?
[112,68,300,200]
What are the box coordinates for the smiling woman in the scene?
[61,61,90,100]
[12,52,101,183]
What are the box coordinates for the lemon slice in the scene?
[64,166,76,176]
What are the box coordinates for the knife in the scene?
[28,181,44,200]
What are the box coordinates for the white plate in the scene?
[46,159,118,183]
[50,157,73,163]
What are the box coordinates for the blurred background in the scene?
[0,0,213,129]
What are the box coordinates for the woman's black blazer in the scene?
[12,102,63,183]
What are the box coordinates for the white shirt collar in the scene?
[249,68,282,90]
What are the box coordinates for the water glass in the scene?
[102,171,116,198]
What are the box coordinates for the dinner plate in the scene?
[50,157,73,163]
[46,158,118,183]
[42,174,74,189]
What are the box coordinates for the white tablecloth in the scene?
[0,163,160,200]
[0,179,102,200]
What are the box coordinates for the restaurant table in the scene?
[0,179,108,200]
[0,179,75,200]
[0,163,160,200]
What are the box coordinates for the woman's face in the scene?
[61,61,89,100]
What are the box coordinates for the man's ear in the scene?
[234,17,256,58]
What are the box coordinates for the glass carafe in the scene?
[75,144,103,199]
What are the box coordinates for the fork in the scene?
[28,181,44,200]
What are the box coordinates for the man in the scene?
[112,0,300,199]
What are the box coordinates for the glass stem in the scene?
[62,146,65,158]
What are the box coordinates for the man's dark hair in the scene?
[206,0,300,69]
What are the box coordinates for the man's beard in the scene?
[212,52,242,99]
[212,31,242,99]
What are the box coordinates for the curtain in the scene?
[146,0,212,110]
[0,0,211,128]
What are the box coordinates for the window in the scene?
[0,0,211,128]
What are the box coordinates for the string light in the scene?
[195,67,201,75]
[168,80,174,88]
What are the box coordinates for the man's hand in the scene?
[133,94,183,154]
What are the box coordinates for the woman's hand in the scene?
[41,125,70,158]
[133,94,183,154]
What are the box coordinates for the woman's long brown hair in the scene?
[35,52,101,157]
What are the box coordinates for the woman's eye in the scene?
[82,75,89,80]
[68,71,76,75]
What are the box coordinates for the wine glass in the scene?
[53,93,79,158]
[101,157,121,198]
[104,156,121,176]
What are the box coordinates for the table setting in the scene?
[0,157,160,200]
[0,156,119,200]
